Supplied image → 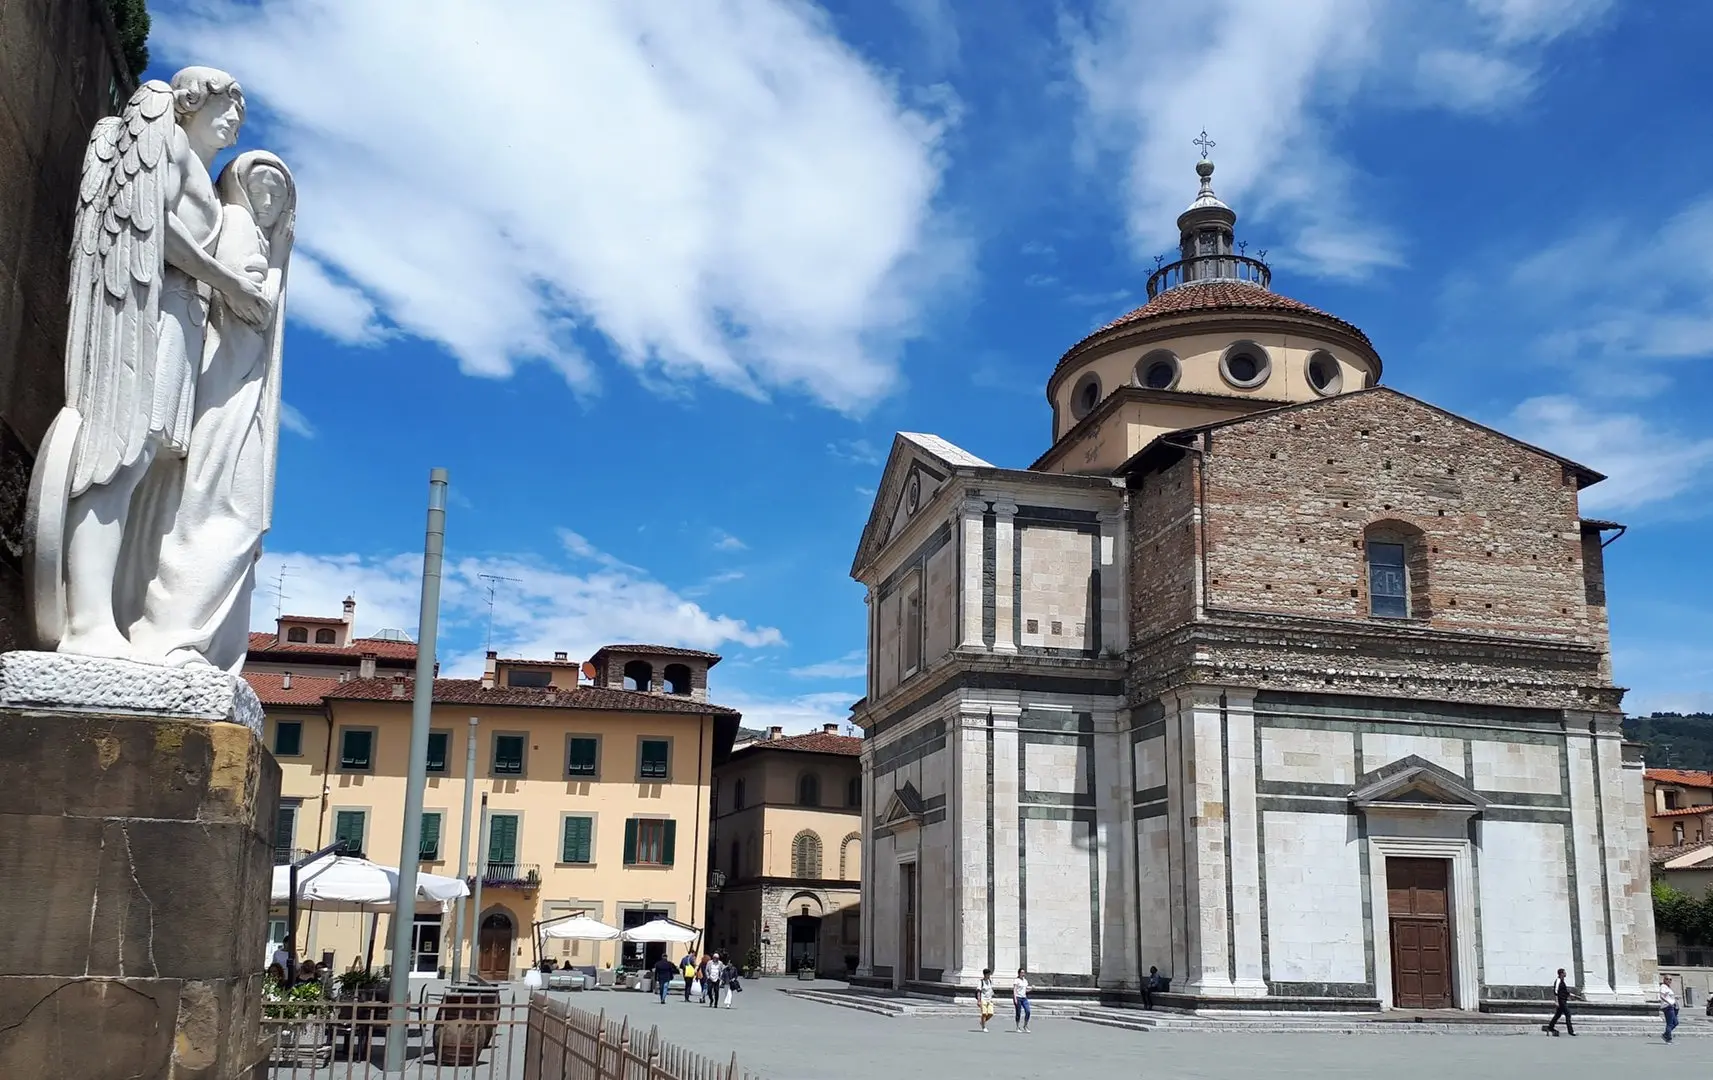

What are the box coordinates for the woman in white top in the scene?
[1011,968,1031,1032]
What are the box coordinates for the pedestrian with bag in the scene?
[721,958,742,1008]
[680,951,698,1002]
[976,969,995,1032]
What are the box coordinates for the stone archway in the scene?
[782,892,826,976]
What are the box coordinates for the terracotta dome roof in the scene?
[1055,280,1372,379]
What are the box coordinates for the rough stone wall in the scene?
[1126,458,1199,646]
[0,710,280,1078]
[1197,391,1594,642]
[0,0,130,650]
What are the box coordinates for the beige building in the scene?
[1644,769,1713,848]
[706,728,863,976]
[247,598,421,680]
[249,639,740,981]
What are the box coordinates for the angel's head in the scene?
[171,66,245,151]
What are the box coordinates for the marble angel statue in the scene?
[26,66,285,672]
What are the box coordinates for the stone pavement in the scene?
[572,980,1706,1080]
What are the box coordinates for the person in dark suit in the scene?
[1143,967,1163,1010]
[1543,967,1577,1036]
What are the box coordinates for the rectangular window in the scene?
[902,579,923,673]
[339,728,374,772]
[487,814,520,866]
[273,720,303,758]
[567,737,599,777]
[1665,790,1681,810]
[623,818,676,866]
[1367,542,1409,618]
[419,811,443,861]
[638,739,670,780]
[426,731,449,774]
[561,816,594,864]
[493,734,526,776]
[273,802,299,864]
[333,809,367,856]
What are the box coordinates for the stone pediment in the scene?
[879,782,927,831]
[1350,755,1487,816]
[851,433,993,578]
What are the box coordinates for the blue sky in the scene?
[151,0,1712,726]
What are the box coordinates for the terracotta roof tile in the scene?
[1653,805,1713,819]
[735,732,862,756]
[1055,280,1372,378]
[322,677,741,716]
[1647,769,1713,788]
[243,672,345,707]
[247,631,418,661]
[590,644,723,665]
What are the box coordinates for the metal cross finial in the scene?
[1153,254,1165,270]
[1257,248,1268,262]
[1194,130,1216,160]
[1238,240,1248,256]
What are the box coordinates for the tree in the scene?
[1652,879,1713,945]
[107,0,150,80]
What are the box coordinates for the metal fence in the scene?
[263,991,758,1080]
[523,994,760,1080]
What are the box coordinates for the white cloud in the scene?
[713,532,747,552]
[1507,396,1713,513]
[279,402,315,438]
[893,0,961,70]
[789,650,867,679]
[723,689,859,735]
[159,0,957,412]
[255,532,785,678]
[828,439,883,466]
[287,255,387,346]
[1064,0,1610,280]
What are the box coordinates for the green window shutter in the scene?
[273,804,297,854]
[489,815,518,865]
[623,818,638,865]
[419,813,441,860]
[274,722,302,757]
[341,730,372,770]
[334,810,365,854]
[426,732,448,773]
[568,738,598,776]
[661,820,676,867]
[640,740,668,779]
[562,817,592,863]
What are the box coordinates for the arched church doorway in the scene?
[787,907,822,975]
[478,910,515,981]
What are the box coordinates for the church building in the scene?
[848,158,1657,1011]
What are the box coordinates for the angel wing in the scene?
[63,80,180,496]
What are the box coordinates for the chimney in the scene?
[390,675,408,699]
[340,596,356,646]
[281,671,293,691]
[822,722,839,735]
[767,725,783,741]
[359,652,377,680]
[553,650,568,662]
[481,650,498,690]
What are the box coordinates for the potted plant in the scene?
[744,945,762,979]
[796,960,816,981]
[264,977,330,1062]
[331,968,389,1057]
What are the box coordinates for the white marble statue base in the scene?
[0,650,263,735]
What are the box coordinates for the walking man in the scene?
[1660,975,1679,1043]
[1012,967,1032,1033]
[653,954,677,1004]
[1543,967,1576,1036]
[976,969,995,1032]
[703,954,723,1008]
[680,951,698,1002]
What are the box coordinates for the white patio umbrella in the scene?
[620,918,700,944]
[539,914,622,941]
[271,855,470,972]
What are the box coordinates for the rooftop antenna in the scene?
[478,573,522,653]
[270,564,295,621]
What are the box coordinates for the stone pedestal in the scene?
[0,657,279,1079]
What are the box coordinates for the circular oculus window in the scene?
[1219,341,1272,389]
[1135,350,1180,391]
[1070,372,1102,419]
[1307,350,1343,396]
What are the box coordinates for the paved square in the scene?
[579,984,1698,1080]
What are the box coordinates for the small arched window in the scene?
[847,776,861,808]
[286,626,308,643]
[663,663,692,695]
[733,778,746,811]
[839,833,862,879]
[622,660,653,692]
[314,628,336,644]
[1364,520,1430,620]
[797,773,821,807]
[791,831,823,878]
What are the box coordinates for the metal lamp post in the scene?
[383,468,448,1072]
[450,715,478,982]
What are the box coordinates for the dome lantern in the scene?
[1147,134,1271,298]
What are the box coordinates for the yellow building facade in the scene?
[706,728,863,976]
[250,643,739,981]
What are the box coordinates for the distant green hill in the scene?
[1623,713,1713,770]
